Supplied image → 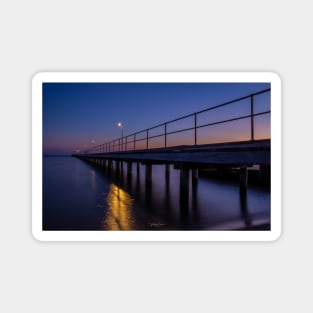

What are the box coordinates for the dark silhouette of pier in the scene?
[73,88,271,205]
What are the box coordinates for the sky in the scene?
[42,82,270,155]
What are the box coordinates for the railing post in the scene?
[164,123,167,148]
[250,95,254,141]
[194,113,197,146]
[146,129,149,149]
[134,134,136,150]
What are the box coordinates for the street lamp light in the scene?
[117,122,123,151]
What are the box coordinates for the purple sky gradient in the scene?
[43,82,270,155]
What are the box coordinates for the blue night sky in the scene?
[43,82,270,155]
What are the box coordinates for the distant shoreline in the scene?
[43,155,71,157]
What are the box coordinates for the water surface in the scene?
[43,156,270,230]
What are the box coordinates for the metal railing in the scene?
[83,88,270,154]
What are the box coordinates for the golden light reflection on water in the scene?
[103,184,135,230]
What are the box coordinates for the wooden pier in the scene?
[72,88,271,206]
[73,139,270,201]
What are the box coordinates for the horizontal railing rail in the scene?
[82,88,270,154]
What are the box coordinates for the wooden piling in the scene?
[137,162,140,177]
[115,160,120,177]
[192,169,198,186]
[120,161,123,176]
[239,167,248,195]
[180,168,190,203]
[127,162,132,180]
[165,164,170,183]
[145,163,152,186]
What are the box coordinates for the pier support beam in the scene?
[120,161,124,177]
[180,168,190,203]
[137,162,140,177]
[192,169,198,187]
[145,163,152,186]
[127,162,132,180]
[165,164,170,183]
[115,160,120,177]
[260,165,270,187]
[191,168,198,200]
[239,167,248,195]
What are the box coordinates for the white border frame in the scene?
[32,72,281,241]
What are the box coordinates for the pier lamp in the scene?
[117,122,124,150]
[117,122,124,138]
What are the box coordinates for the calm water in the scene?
[43,156,270,231]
